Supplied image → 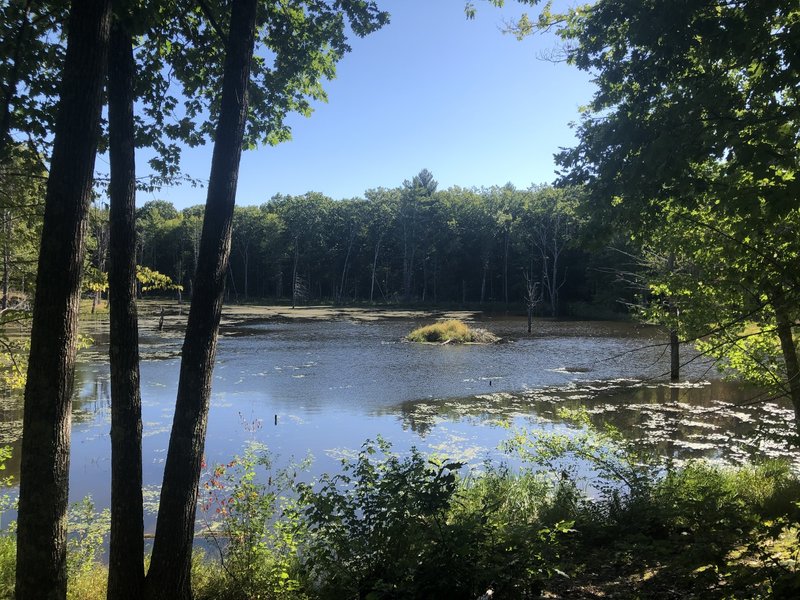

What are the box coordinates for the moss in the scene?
[407,319,499,344]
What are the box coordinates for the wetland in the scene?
[2,304,797,529]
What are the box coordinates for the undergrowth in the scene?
[0,420,798,599]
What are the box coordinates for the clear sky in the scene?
[134,0,595,209]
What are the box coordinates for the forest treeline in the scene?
[106,174,632,315]
[1,163,637,315]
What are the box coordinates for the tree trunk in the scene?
[503,229,509,308]
[106,19,144,600]
[143,1,257,597]
[480,260,488,303]
[339,229,353,304]
[15,1,111,599]
[774,301,800,431]
[369,237,381,303]
[2,209,9,309]
[669,328,680,381]
[291,235,299,308]
[243,250,249,300]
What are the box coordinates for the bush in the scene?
[450,467,574,598]
[299,440,572,599]
[198,444,308,600]
[299,438,464,599]
[0,535,14,599]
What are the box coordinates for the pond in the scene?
[1,310,798,532]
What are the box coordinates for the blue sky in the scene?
[135,0,595,209]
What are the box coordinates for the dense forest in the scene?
[115,176,632,314]
[1,167,637,316]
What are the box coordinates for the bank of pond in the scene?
[1,314,799,598]
[1,422,799,600]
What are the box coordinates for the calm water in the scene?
[1,314,797,531]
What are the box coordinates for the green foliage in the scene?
[299,438,466,599]
[199,445,309,600]
[506,408,663,504]
[136,265,183,293]
[504,413,800,597]
[82,265,108,295]
[66,496,110,580]
[0,315,28,391]
[0,535,14,600]
[0,433,796,598]
[450,467,574,597]
[504,0,800,420]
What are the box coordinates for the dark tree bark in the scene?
[669,328,680,381]
[2,209,9,309]
[106,18,144,600]
[143,0,257,597]
[15,1,111,598]
[774,300,800,431]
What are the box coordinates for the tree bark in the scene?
[669,328,680,381]
[106,18,144,600]
[292,235,299,308]
[2,209,9,309]
[774,301,800,431]
[15,1,111,599]
[143,1,257,597]
[369,237,381,303]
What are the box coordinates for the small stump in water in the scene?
[406,319,500,344]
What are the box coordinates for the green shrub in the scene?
[299,438,466,599]
[199,444,308,600]
[450,467,574,597]
[299,440,572,599]
[0,535,14,600]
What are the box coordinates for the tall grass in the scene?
[407,319,498,343]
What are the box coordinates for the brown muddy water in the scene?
[0,314,797,531]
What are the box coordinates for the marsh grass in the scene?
[406,319,499,344]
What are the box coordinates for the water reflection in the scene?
[0,316,797,517]
[391,380,799,468]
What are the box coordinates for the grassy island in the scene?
[406,319,500,344]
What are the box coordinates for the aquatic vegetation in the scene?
[406,319,499,344]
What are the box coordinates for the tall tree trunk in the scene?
[667,253,679,381]
[15,1,111,598]
[106,19,144,600]
[480,260,488,303]
[143,1,257,597]
[433,254,437,304]
[669,328,680,381]
[369,237,381,303]
[503,229,509,308]
[243,250,249,300]
[339,229,353,304]
[2,209,9,309]
[774,300,800,431]
[292,235,299,308]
